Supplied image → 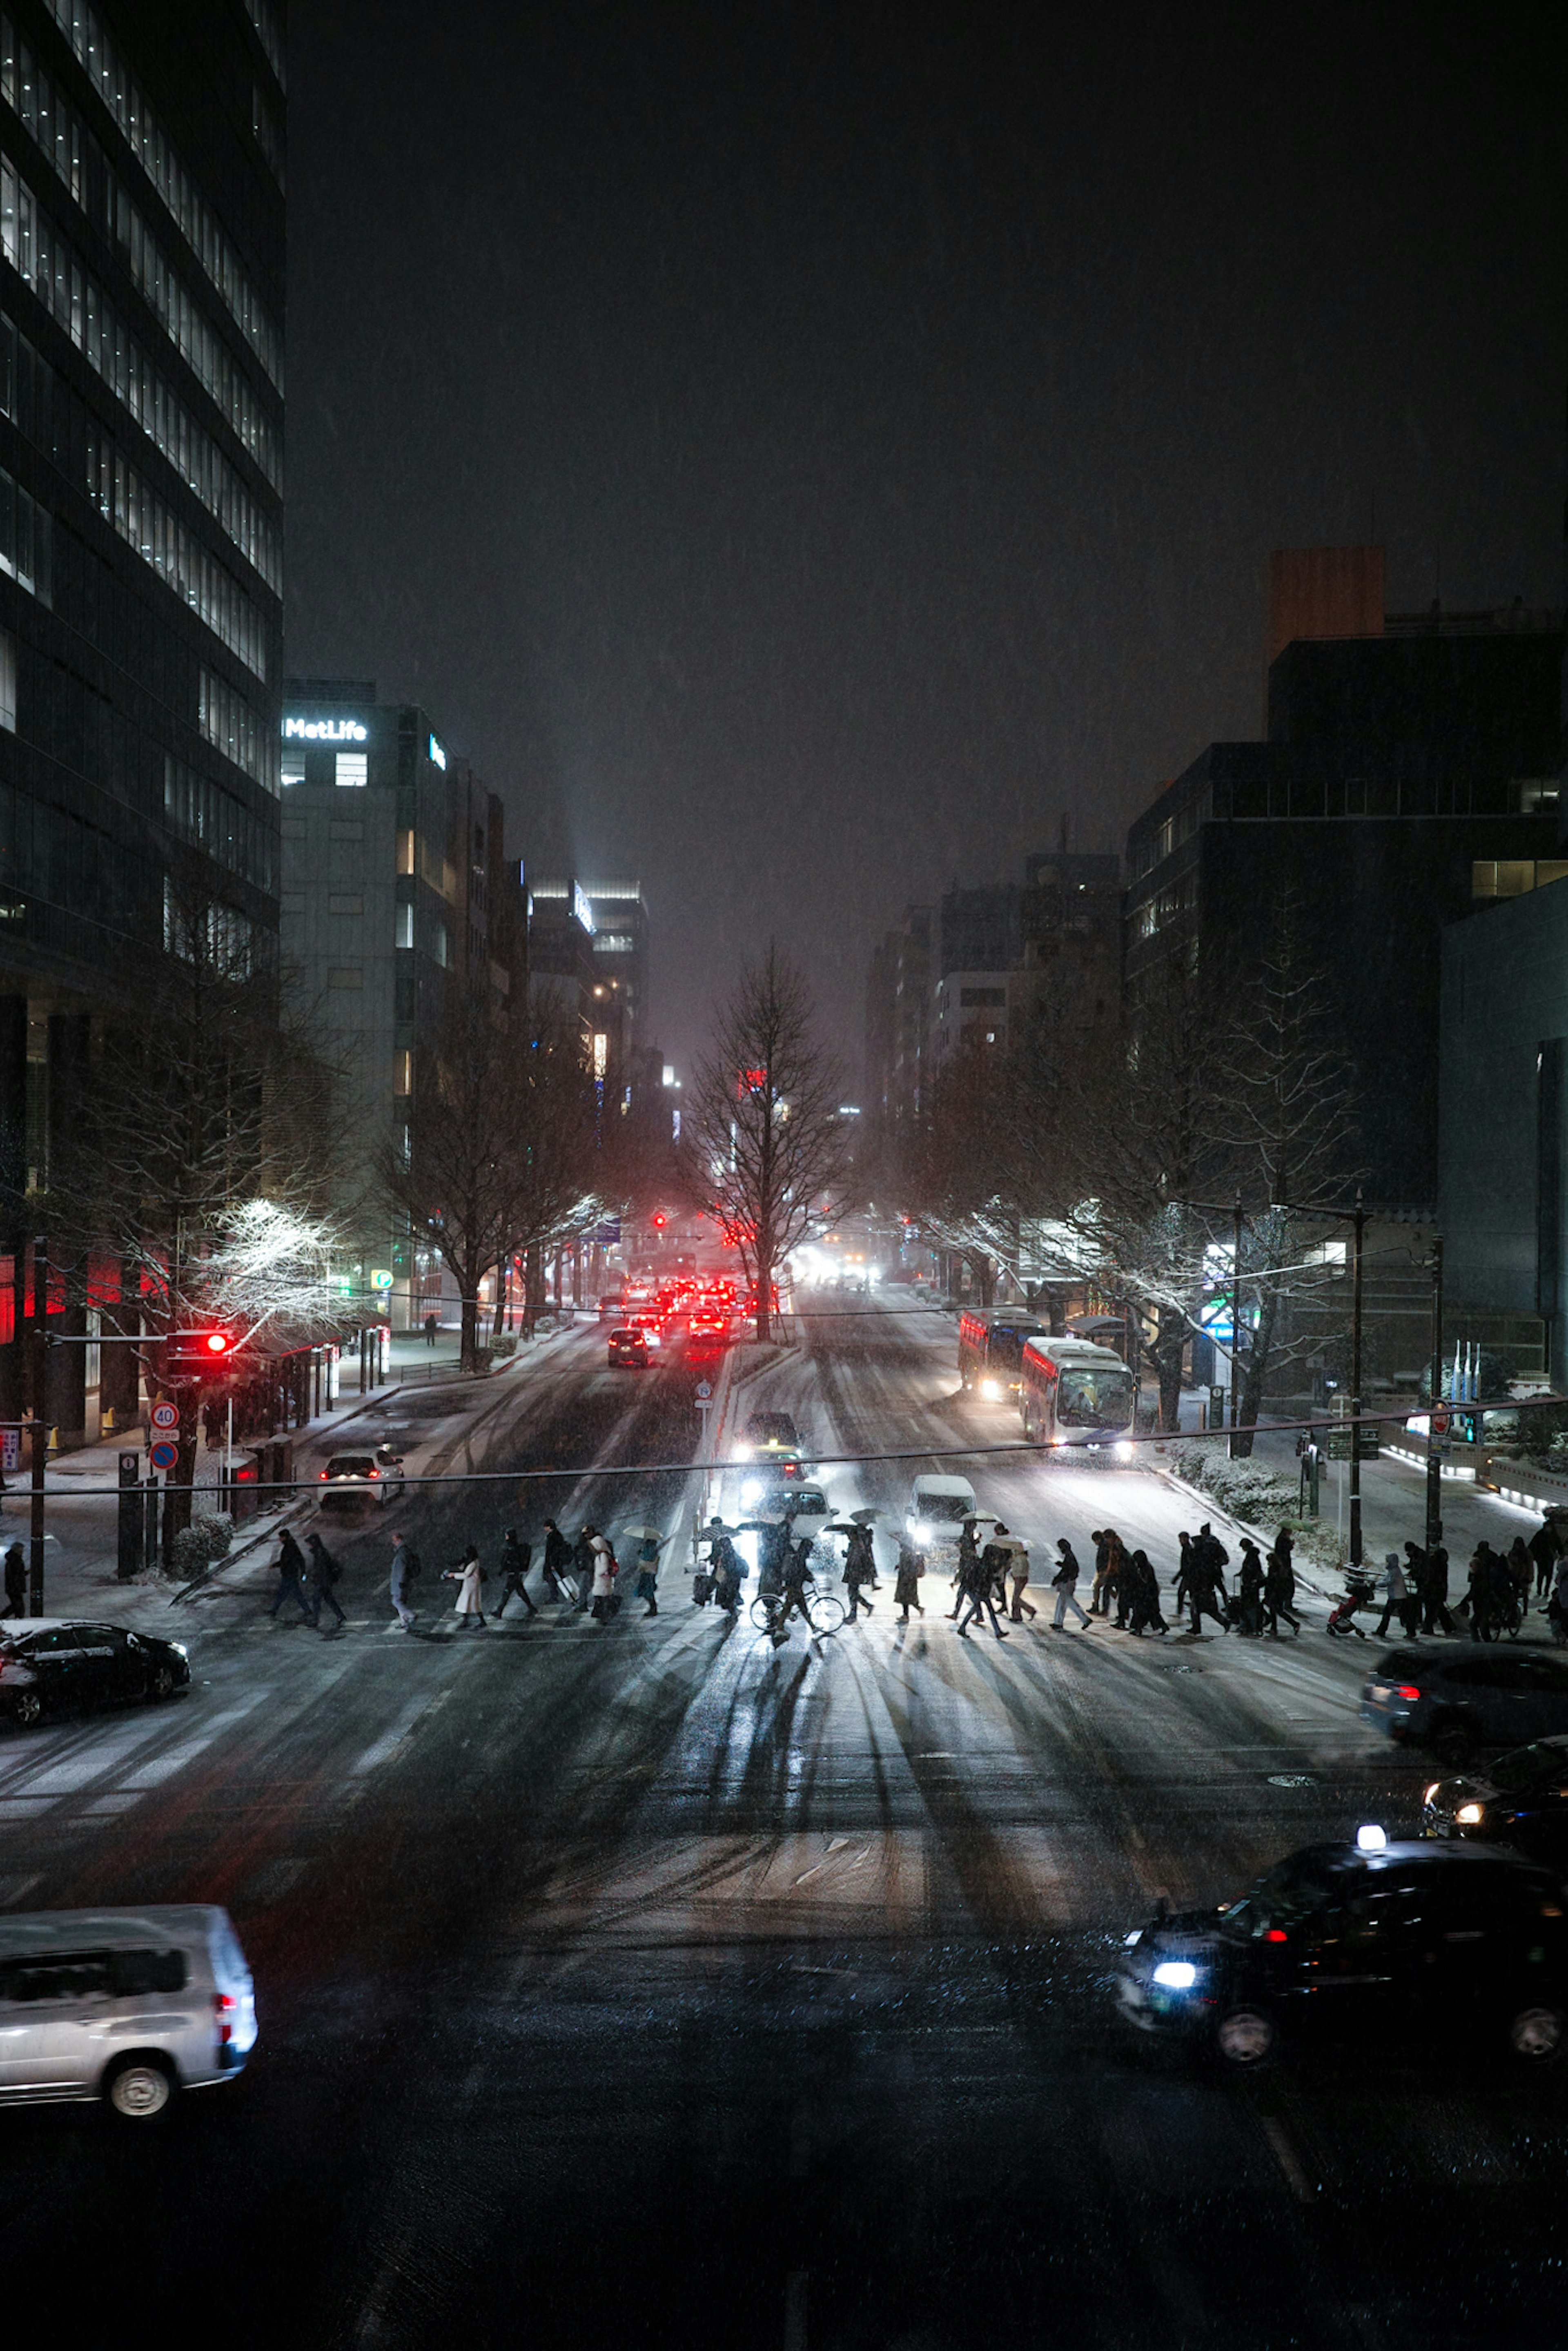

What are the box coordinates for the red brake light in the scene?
[214,1992,235,2044]
[1395,1684,1421,1702]
[1265,1928,1287,1943]
[367,1468,379,1478]
[319,1469,328,1480]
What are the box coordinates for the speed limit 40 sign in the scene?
[150,1401,179,1433]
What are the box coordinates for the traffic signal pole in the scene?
[1426,1235,1444,1551]
[29,1233,46,1614]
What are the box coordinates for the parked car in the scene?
[0,1903,256,2117]
[1116,1836,1568,2068]
[0,1622,190,1731]
[317,1448,404,1511]
[1361,1647,1568,1762]
[608,1326,652,1368]
[905,1473,979,1550]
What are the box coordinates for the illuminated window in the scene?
[335,751,368,787]
[0,626,13,730]
[592,1032,608,1079]
[396,829,415,876]
[1472,860,1535,899]
[281,755,304,787]
[395,903,414,949]
[394,1050,413,1096]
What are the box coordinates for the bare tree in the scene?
[384,995,599,1369]
[683,947,851,1341]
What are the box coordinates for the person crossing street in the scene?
[495,1530,537,1618]
[1049,1539,1091,1631]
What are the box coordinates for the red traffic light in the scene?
[651,1213,667,1230]
[204,1330,232,1354]
[165,1328,241,1380]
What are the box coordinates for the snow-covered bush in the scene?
[168,1513,234,1578]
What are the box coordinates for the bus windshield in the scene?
[1057,1367,1135,1430]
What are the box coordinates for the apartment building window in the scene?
[0,624,13,729]
[395,903,414,949]
[394,1050,412,1096]
[396,829,415,876]
[335,751,368,787]
[1473,860,1568,901]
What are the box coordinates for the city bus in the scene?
[1019,1336,1137,1453]
[958,1308,1048,1398]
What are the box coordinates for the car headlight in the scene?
[1115,1440,1135,1460]
[981,1377,1003,1399]
[911,1521,932,1545]
[169,1643,188,1659]
[1455,1802,1485,1825]
[741,1479,762,1504]
[1152,1960,1198,1990]
[1423,1783,1441,1806]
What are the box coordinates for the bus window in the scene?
[1057,1367,1135,1430]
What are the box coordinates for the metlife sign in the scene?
[284,715,370,743]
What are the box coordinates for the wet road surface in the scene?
[1,1299,1564,2347]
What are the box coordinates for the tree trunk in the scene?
[755,1249,772,1344]
[460,1292,479,1372]
[1232,1275,1282,1459]
[1156,1304,1185,1433]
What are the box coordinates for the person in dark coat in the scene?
[2,1540,25,1616]
[304,1530,346,1628]
[842,1523,878,1620]
[540,1520,573,1601]
[266,1528,312,1622]
[1528,1517,1564,1600]
[1417,1541,1453,1636]
[1049,1539,1089,1631]
[1263,1536,1301,1637]
[495,1530,537,1618]
[423,1313,439,1347]
[631,1532,664,1618]
[949,1523,981,1618]
[389,1531,420,1630]
[1507,1538,1534,1625]
[1176,1541,1227,1636]
[1460,1545,1497,1641]
[957,1542,1009,1639]
[570,1526,597,1613]
[893,1540,924,1623]
[1124,1549,1167,1636]
[1234,1540,1266,1637]
[708,1526,744,1613]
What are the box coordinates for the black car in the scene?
[1116,1838,1568,2068]
[1361,1646,1568,1760]
[1424,1736,1568,1863]
[744,1410,801,1455]
[0,1620,191,1730]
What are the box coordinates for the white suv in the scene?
[0,1904,257,2120]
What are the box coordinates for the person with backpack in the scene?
[444,1543,488,1629]
[304,1530,346,1629]
[495,1530,537,1618]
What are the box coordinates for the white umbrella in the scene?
[620,1522,665,1544]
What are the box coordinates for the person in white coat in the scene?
[443,1543,488,1628]
[589,1531,619,1624]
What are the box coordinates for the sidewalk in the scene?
[2,1314,592,1629]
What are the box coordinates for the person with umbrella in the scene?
[624,1523,666,1618]
[826,1510,884,1624]
[700,1518,745,1613]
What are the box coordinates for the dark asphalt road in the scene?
[2,1301,1565,2348]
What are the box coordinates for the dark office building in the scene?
[0,0,285,1435]
[1125,592,1564,1212]
[280,680,525,1331]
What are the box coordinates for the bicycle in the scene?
[750,1586,846,1637]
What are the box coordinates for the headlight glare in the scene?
[1455,1802,1485,1825]
[1152,1960,1198,1990]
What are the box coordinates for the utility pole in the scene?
[28,1232,47,1615]
[1349,1189,1365,1570]
[1426,1234,1444,1551]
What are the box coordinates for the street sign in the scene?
[148,1439,178,1471]
[1431,1407,1450,1437]
[149,1401,179,1433]
[0,1429,18,1474]
[695,1380,713,1401]
[370,1268,394,1290]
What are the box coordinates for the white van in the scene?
[0,1904,256,2120]
[906,1474,980,1549]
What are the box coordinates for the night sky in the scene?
[285,2,1565,1080]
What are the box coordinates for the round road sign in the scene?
[149,1401,179,1433]
[1431,1408,1450,1437]
[148,1439,178,1471]
[695,1380,713,1401]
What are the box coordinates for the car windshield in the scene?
[1217,1854,1343,1940]
[1485,1742,1568,1796]
[1056,1367,1135,1430]
[920,1493,973,1522]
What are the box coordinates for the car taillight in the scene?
[319,1470,328,1480]
[367,1468,379,1478]
[214,1992,235,2045]
[1395,1684,1421,1702]
[1265,1929,1287,1943]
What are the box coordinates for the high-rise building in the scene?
[279,679,524,1329]
[1125,562,1564,1211]
[0,0,286,1430]
[930,854,1120,1069]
